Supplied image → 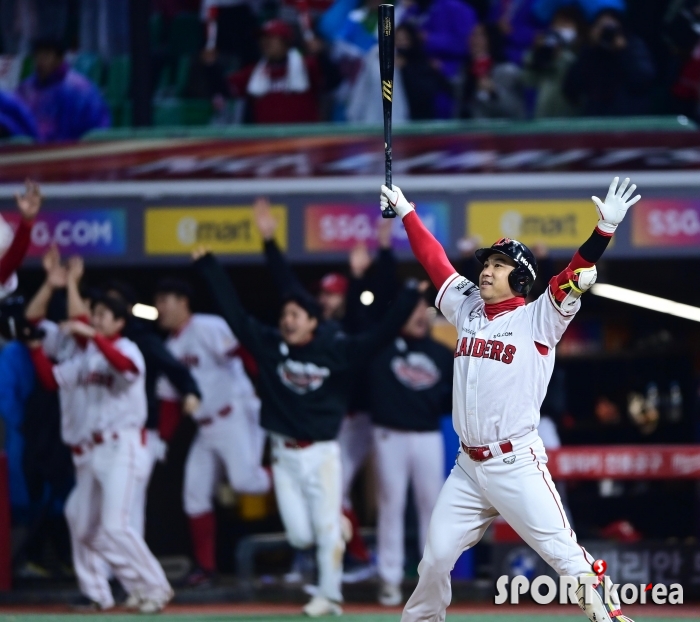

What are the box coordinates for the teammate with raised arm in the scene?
[379,178,640,622]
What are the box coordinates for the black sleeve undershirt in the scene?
[578,229,612,264]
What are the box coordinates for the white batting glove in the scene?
[380,184,414,220]
[592,176,641,234]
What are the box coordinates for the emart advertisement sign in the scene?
[144,206,287,255]
[467,201,598,248]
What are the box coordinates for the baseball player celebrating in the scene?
[29,293,172,613]
[193,249,421,617]
[154,279,270,586]
[380,177,640,622]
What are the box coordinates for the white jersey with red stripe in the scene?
[52,337,147,436]
[436,273,579,448]
[39,320,89,446]
[157,313,255,421]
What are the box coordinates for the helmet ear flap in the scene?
[508,266,533,297]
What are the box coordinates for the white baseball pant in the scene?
[337,412,373,508]
[183,403,270,516]
[402,430,593,622]
[271,436,345,603]
[65,430,163,606]
[373,427,444,587]
[68,429,171,605]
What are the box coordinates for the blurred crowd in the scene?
[1,1,700,139]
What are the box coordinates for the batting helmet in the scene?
[474,237,538,296]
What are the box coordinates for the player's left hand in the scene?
[15,178,41,221]
[182,393,201,416]
[63,320,96,339]
[592,176,641,234]
[191,245,210,261]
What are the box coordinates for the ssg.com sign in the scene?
[2,209,126,256]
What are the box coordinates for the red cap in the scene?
[319,273,349,295]
[260,19,294,43]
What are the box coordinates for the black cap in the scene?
[475,237,538,297]
[103,279,138,306]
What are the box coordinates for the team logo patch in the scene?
[503,455,515,464]
[277,359,331,394]
[390,352,441,390]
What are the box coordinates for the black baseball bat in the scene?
[378,4,396,218]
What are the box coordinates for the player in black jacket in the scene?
[253,199,397,567]
[193,249,421,617]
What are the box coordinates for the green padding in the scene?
[153,99,213,126]
[83,116,697,142]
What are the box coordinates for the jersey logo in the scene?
[277,359,331,395]
[79,371,114,388]
[503,455,516,464]
[390,352,441,391]
[454,337,516,364]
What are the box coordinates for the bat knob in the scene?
[382,207,397,219]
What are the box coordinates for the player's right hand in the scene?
[591,176,641,234]
[182,393,201,416]
[380,184,414,220]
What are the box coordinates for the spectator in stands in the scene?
[395,23,451,120]
[563,9,655,116]
[523,5,584,118]
[400,0,478,118]
[0,91,37,140]
[16,39,110,142]
[532,0,626,25]
[230,20,322,124]
[458,23,526,120]
[487,0,540,65]
[346,44,409,124]
[318,0,383,120]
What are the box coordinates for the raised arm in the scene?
[192,249,266,357]
[0,179,41,287]
[26,245,66,322]
[380,185,458,290]
[66,256,90,320]
[254,197,306,298]
[548,177,640,315]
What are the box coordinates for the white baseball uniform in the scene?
[157,314,270,518]
[50,336,171,607]
[402,274,597,622]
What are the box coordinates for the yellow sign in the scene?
[467,201,600,248]
[145,206,287,255]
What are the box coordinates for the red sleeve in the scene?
[402,210,458,290]
[0,219,33,284]
[230,344,259,379]
[158,400,181,442]
[30,346,59,391]
[93,335,139,375]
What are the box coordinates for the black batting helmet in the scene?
[475,237,538,296]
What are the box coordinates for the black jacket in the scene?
[195,253,420,441]
[122,317,201,429]
[369,335,453,431]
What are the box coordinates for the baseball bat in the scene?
[378,4,396,218]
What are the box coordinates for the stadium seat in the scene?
[153,98,213,126]
[104,56,131,127]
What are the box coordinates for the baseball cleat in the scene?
[378,582,402,606]
[302,595,343,617]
